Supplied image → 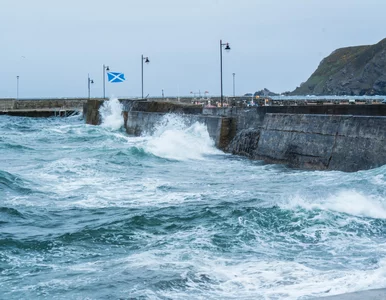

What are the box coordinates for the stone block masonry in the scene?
[84,99,386,171]
[0,99,87,117]
[84,100,236,150]
[228,113,386,172]
[124,111,235,150]
[84,99,103,125]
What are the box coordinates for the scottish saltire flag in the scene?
[107,72,125,83]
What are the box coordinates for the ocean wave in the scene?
[0,207,26,225]
[0,170,34,194]
[99,97,124,130]
[0,141,34,151]
[143,114,221,161]
[0,237,56,251]
[284,190,386,219]
[108,250,386,299]
[1,114,386,299]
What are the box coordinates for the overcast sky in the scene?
[1,0,386,98]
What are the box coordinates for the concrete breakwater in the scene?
[0,98,87,117]
[85,99,236,150]
[85,99,386,172]
[204,104,386,131]
[227,113,386,172]
[125,111,236,150]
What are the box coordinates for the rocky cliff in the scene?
[292,38,386,95]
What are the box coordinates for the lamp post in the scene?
[141,55,150,99]
[16,76,19,100]
[232,73,236,97]
[88,74,94,99]
[220,40,231,107]
[103,64,110,99]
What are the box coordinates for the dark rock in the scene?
[254,88,279,97]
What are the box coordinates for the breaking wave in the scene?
[143,114,221,160]
[99,97,124,130]
[285,189,386,219]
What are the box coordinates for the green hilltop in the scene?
[292,38,386,95]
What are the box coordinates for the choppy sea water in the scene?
[1,99,386,300]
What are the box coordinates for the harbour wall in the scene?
[85,99,386,171]
[124,111,236,149]
[204,104,386,131]
[227,113,386,172]
[0,98,87,117]
[120,100,236,149]
[85,99,236,150]
[0,99,87,110]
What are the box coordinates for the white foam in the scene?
[373,174,386,186]
[114,249,386,299]
[144,114,221,160]
[99,97,123,130]
[285,190,386,219]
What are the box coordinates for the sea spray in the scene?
[143,114,221,160]
[99,97,124,130]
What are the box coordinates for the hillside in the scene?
[292,38,386,95]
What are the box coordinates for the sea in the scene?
[1,99,386,299]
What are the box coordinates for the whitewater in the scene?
[1,98,386,299]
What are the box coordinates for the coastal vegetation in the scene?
[292,38,386,95]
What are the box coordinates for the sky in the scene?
[1,0,386,99]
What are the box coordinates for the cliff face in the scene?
[292,38,386,95]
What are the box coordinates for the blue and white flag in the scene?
[107,72,125,83]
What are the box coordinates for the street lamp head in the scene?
[91,80,94,84]
[106,66,110,71]
[225,43,231,52]
[145,57,150,64]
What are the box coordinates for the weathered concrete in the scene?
[84,99,386,171]
[0,99,15,110]
[328,116,386,171]
[205,104,386,131]
[12,99,86,110]
[226,129,261,158]
[228,113,386,172]
[0,109,80,117]
[84,99,236,150]
[84,99,103,125]
[122,100,203,114]
[218,117,238,150]
[124,111,235,150]
[0,98,87,118]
